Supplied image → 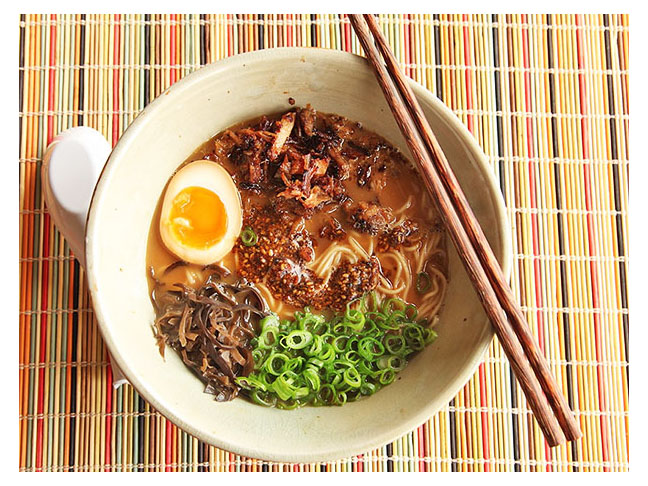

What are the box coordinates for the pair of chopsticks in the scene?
[349,14,582,447]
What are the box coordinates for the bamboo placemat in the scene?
[18,13,630,472]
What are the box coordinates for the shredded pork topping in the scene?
[225,105,400,213]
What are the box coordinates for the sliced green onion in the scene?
[331,321,347,335]
[343,368,362,388]
[377,354,407,372]
[403,324,426,350]
[424,328,438,344]
[251,348,267,366]
[307,357,325,369]
[332,335,349,353]
[383,334,407,355]
[360,381,377,395]
[362,318,378,336]
[300,314,328,334]
[405,304,418,320]
[257,327,278,349]
[416,271,432,293]
[236,375,267,392]
[319,343,336,363]
[344,350,361,365]
[303,367,321,392]
[263,352,289,375]
[320,332,336,344]
[276,398,303,410]
[344,307,366,332]
[378,369,396,385]
[240,293,439,409]
[317,384,337,405]
[357,360,378,378]
[358,337,384,360]
[284,356,305,373]
[250,390,277,407]
[375,314,400,330]
[304,334,323,357]
[271,371,300,400]
[260,314,280,330]
[240,226,258,246]
[381,297,406,315]
[282,330,313,350]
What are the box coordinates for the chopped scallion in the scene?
[235,296,438,409]
[416,271,432,293]
[240,226,258,246]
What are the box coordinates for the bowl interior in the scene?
[86,48,510,463]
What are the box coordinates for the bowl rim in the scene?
[86,47,512,463]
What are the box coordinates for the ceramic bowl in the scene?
[86,47,511,463]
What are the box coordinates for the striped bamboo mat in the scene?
[18,13,630,472]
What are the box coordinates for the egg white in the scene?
[159,160,242,265]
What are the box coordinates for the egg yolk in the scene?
[167,186,228,249]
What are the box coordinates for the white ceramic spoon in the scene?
[42,127,129,387]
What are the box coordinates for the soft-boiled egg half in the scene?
[159,160,242,265]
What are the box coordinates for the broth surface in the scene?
[147,107,447,320]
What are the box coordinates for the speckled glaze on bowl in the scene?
[86,47,511,463]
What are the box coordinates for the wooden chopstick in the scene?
[349,14,580,446]
[359,14,582,443]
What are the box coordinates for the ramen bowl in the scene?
[86,47,511,463]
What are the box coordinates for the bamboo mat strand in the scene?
[18,13,629,472]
